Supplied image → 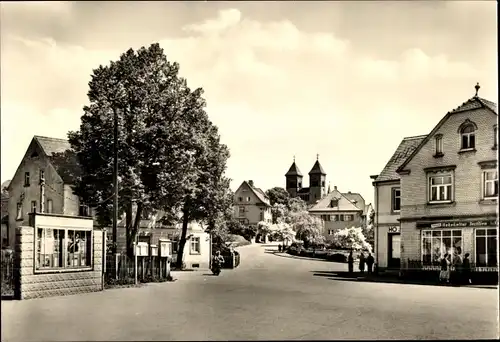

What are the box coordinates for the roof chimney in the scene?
[348,191,351,194]
[334,185,337,191]
[248,180,254,187]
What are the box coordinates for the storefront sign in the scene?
[388,226,400,233]
[417,220,498,229]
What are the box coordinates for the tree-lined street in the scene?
[2,243,497,341]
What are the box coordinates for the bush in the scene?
[328,253,348,263]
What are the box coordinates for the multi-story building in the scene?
[233,180,272,226]
[308,186,372,241]
[395,84,498,272]
[285,156,327,205]
[6,136,91,248]
[370,135,426,270]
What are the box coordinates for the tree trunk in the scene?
[126,202,144,258]
[126,202,134,258]
[175,206,190,269]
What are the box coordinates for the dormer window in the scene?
[330,198,339,208]
[434,134,444,157]
[458,120,477,151]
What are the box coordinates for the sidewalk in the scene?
[329,271,499,289]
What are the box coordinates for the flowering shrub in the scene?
[332,226,372,252]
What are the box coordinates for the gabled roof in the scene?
[33,136,80,184]
[397,96,498,173]
[374,135,427,183]
[285,162,303,176]
[309,189,362,212]
[236,181,271,206]
[309,160,326,175]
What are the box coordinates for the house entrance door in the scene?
[388,233,401,269]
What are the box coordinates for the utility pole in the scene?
[112,107,119,254]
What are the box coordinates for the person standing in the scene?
[359,252,366,274]
[366,253,375,274]
[439,253,449,284]
[452,250,463,285]
[348,250,354,274]
[462,253,472,285]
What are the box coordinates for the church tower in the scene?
[285,156,303,198]
[308,154,326,203]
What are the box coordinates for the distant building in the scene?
[6,136,90,248]
[115,215,211,269]
[233,180,272,227]
[396,85,498,273]
[285,155,327,205]
[371,135,426,270]
[309,186,372,241]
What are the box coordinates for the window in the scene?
[79,204,90,217]
[46,199,53,214]
[298,182,302,188]
[429,174,453,202]
[24,172,30,186]
[36,227,92,270]
[259,212,264,221]
[31,200,37,213]
[39,170,45,184]
[331,215,338,222]
[483,170,498,199]
[238,206,245,217]
[330,199,338,208]
[321,181,325,187]
[190,236,201,254]
[344,215,353,221]
[392,188,401,212]
[328,229,334,235]
[339,215,344,221]
[460,125,475,150]
[475,229,498,267]
[435,135,443,156]
[494,125,498,149]
[238,197,243,202]
[246,197,251,202]
[421,230,462,266]
[16,203,22,220]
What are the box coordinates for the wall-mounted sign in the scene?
[417,220,498,229]
[388,226,400,233]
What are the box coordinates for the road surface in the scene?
[1,243,498,340]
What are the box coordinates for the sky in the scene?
[1,1,498,206]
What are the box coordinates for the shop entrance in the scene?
[388,233,401,269]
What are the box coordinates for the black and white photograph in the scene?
[1,1,498,340]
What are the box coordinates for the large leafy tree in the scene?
[265,187,290,207]
[174,101,232,269]
[67,43,225,257]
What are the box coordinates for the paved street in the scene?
[2,243,498,341]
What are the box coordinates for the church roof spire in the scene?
[285,156,303,176]
[309,154,326,175]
